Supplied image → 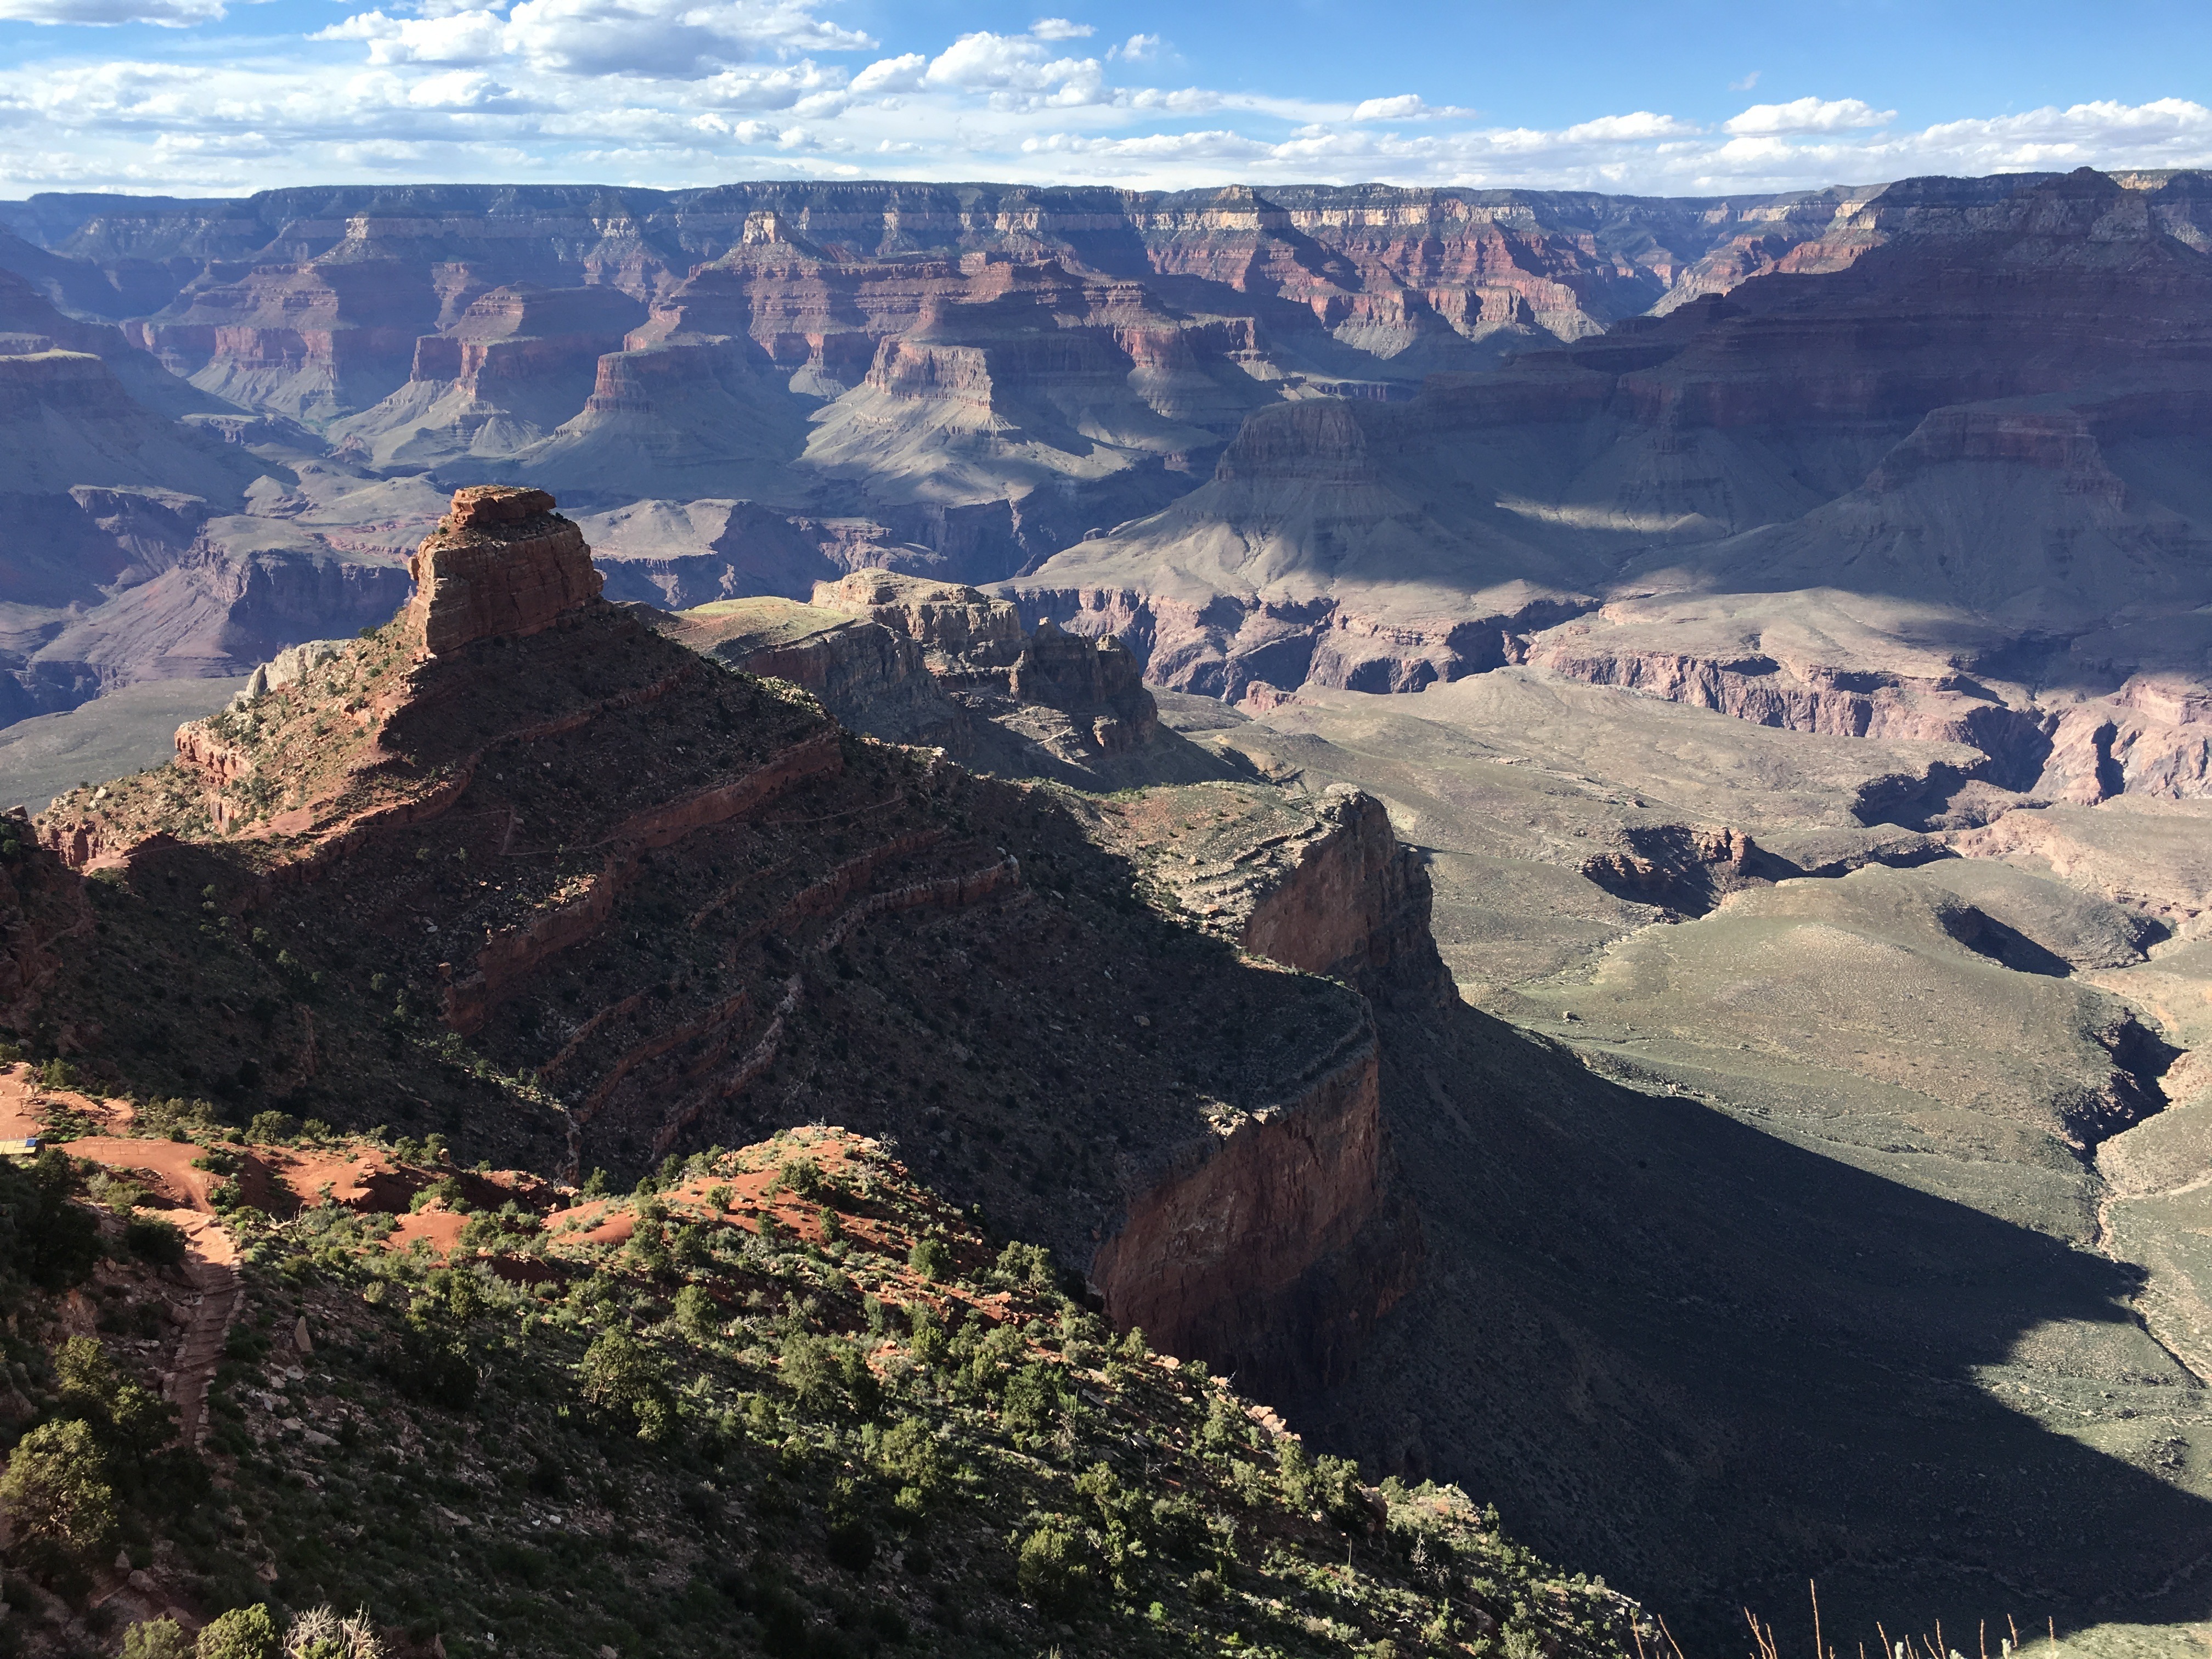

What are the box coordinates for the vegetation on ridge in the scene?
[0,1090,1640,1659]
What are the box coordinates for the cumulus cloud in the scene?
[849,52,924,94]
[1560,111,1699,144]
[315,0,870,78]
[1725,96,1894,135]
[0,0,223,25]
[1348,93,1419,122]
[4,0,2210,203]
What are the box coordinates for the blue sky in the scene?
[3,0,2209,198]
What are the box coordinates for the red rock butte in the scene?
[404,484,603,655]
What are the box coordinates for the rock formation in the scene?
[651,569,1233,790]
[1007,168,2212,814]
[21,489,1425,1407]
[404,485,602,654]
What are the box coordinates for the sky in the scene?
[2,0,2210,200]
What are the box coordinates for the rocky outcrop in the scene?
[811,569,1026,667]
[1090,1025,1420,1395]
[0,820,92,1034]
[405,486,603,654]
[653,597,965,751]
[1578,824,1776,917]
[1237,791,1451,1000]
[655,574,1229,788]
[1008,622,1160,753]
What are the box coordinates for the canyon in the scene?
[5,163,2212,1655]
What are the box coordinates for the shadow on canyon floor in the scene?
[1297,997,2212,1655]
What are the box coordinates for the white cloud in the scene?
[1029,17,1091,40]
[0,0,223,25]
[1350,93,1423,122]
[315,0,869,79]
[318,9,506,67]
[1725,96,1894,136]
[407,67,506,106]
[1560,111,1699,144]
[3,0,2209,204]
[850,52,924,94]
[1729,70,1760,92]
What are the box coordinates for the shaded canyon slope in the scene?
[10,489,2212,1651]
[1145,669,2212,1655]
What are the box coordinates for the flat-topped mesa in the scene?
[406,485,603,655]
[809,569,1028,668]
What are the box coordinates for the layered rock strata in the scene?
[405,485,603,654]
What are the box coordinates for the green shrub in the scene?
[54,1335,176,1464]
[126,1215,188,1266]
[245,1111,298,1146]
[780,1331,839,1412]
[0,1417,119,1583]
[0,1148,100,1288]
[993,1239,1054,1288]
[1014,1522,1092,1616]
[579,1328,669,1441]
[905,1303,945,1367]
[1000,1362,1060,1436]
[776,1155,822,1198]
[1314,1453,1367,1528]
[1200,1394,1247,1455]
[673,1284,716,1338]
[87,1171,144,1212]
[875,1417,943,1506]
[122,1617,193,1659]
[196,1603,278,1659]
[907,1236,951,1282]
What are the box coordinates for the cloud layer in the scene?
[1,0,2209,197]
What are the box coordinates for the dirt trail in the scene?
[165,1216,240,1447]
[0,1067,246,1448]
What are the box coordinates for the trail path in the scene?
[0,1066,245,1447]
[163,1211,241,1447]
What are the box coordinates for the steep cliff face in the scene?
[0,820,91,1034]
[328,283,647,468]
[127,258,437,424]
[1090,1024,1419,1395]
[1068,778,1453,1387]
[1237,790,1453,1001]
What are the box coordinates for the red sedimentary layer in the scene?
[406,486,605,655]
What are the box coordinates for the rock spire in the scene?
[405,485,603,654]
